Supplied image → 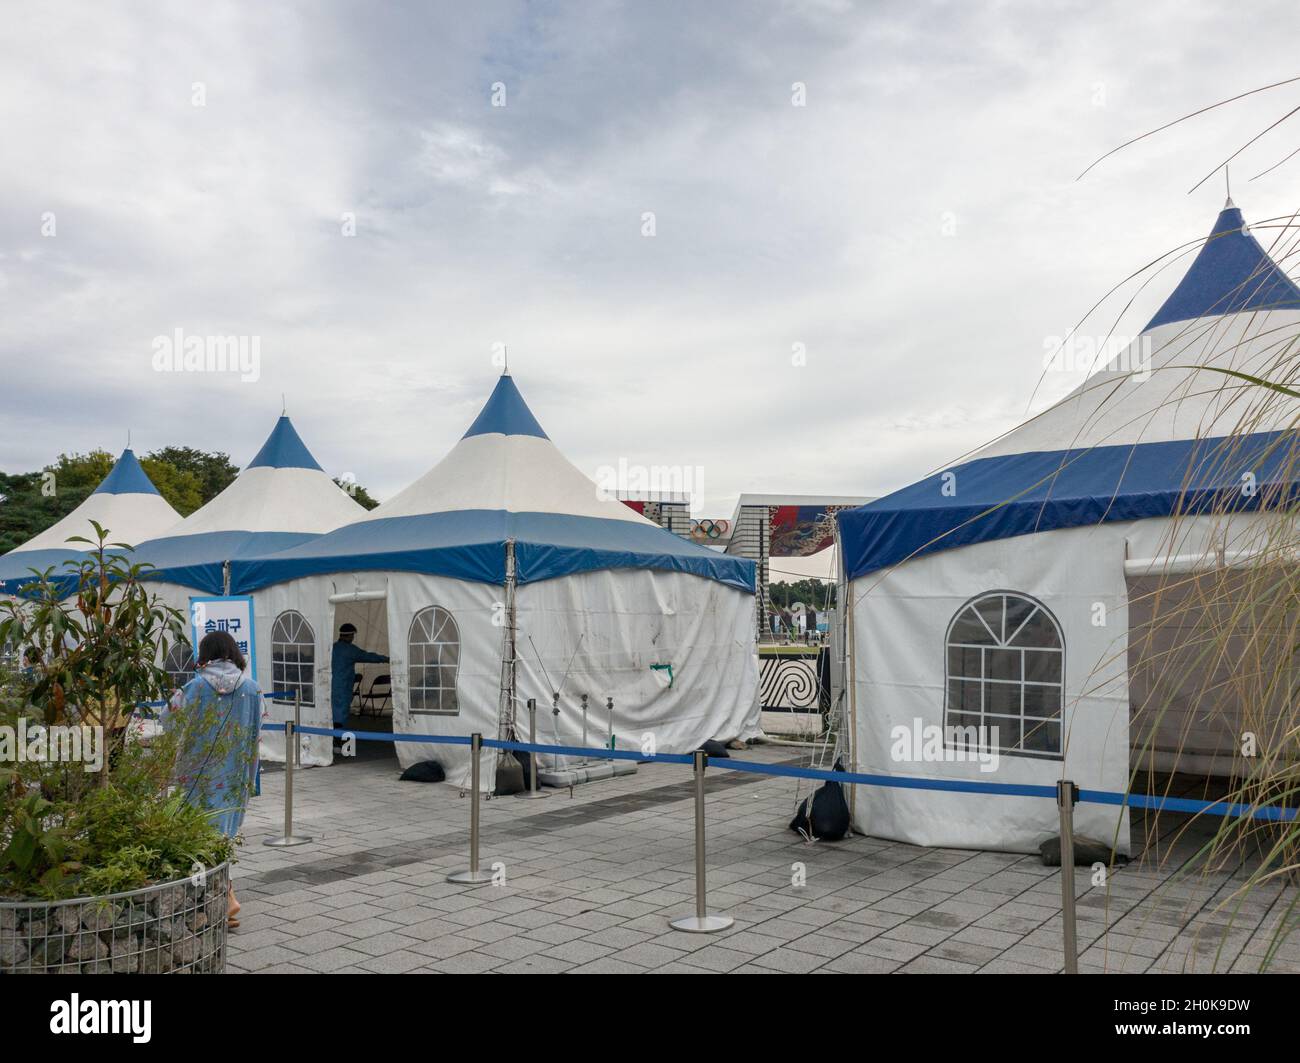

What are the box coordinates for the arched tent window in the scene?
[945,591,1063,759]
[408,607,460,716]
[164,641,196,690]
[271,610,315,706]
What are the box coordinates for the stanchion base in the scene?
[514,789,551,800]
[669,914,734,934]
[446,869,495,885]
[264,835,313,847]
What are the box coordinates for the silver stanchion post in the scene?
[1057,779,1079,974]
[515,697,549,800]
[607,696,615,763]
[265,718,313,847]
[448,733,494,884]
[669,750,733,933]
[293,688,302,768]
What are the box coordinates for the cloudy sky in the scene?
[3,0,1299,515]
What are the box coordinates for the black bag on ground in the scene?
[699,739,730,758]
[789,757,851,841]
[399,759,446,783]
[1039,835,1128,867]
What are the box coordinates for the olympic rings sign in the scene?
[690,519,730,540]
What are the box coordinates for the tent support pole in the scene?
[842,528,858,824]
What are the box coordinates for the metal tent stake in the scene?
[669,750,733,933]
[1057,779,1079,974]
[448,733,494,884]
[515,697,549,800]
[265,715,313,847]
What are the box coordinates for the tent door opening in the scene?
[330,590,394,760]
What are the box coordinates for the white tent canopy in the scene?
[836,200,1300,854]
[0,448,180,594]
[233,373,762,783]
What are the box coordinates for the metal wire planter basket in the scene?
[0,861,229,974]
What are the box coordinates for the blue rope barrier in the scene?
[1079,787,1298,822]
[716,756,1061,798]
[293,724,473,747]
[255,723,1299,825]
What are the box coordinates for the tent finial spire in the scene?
[503,345,509,375]
[126,429,131,450]
[282,393,287,415]
[1225,166,1234,209]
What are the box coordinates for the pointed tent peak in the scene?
[246,415,324,472]
[1145,201,1300,332]
[462,374,549,440]
[92,448,161,497]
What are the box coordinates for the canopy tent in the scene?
[836,200,1300,855]
[232,373,761,782]
[132,416,367,708]
[0,448,181,595]
[133,416,366,595]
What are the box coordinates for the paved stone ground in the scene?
[228,741,1300,974]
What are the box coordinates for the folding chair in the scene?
[359,674,392,716]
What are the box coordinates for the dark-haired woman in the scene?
[166,629,262,929]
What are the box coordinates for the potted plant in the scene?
[0,525,250,973]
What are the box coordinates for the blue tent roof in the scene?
[462,374,549,440]
[1146,205,1300,331]
[0,549,87,596]
[135,530,320,594]
[231,510,755,594]
[838,431,1300,580]
[246,416,324,471]
[93,448,161,496]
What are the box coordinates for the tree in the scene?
[334,478,380,510]
[144,446,238,505]
[138,459,204,516]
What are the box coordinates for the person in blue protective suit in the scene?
[331,623,388,732]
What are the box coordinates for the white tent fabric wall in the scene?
[838,200,1300,855]
[252,566,759,789]
[848,525,1132,854]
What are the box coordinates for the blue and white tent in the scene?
[835,200,1300,855]
[232,373,761,782]
[0,449,180,595]
[131,415,367,708]
[134,415,367,597]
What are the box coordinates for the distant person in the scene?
[21,646,42,676]
[165,630,261,930]
[780,608,793,640]
[807,606,818,643]
[331,623,388,732]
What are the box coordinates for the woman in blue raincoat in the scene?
[166,629,262,929]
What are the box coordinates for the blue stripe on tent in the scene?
[838,431,1300,581]
[0,548,90,596]
[93,449,161,496]
[133,530,322,593]
[245,416,324,471]
[462,375,549,440]
[230,510,756,593]
[1146,206,1300,331]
